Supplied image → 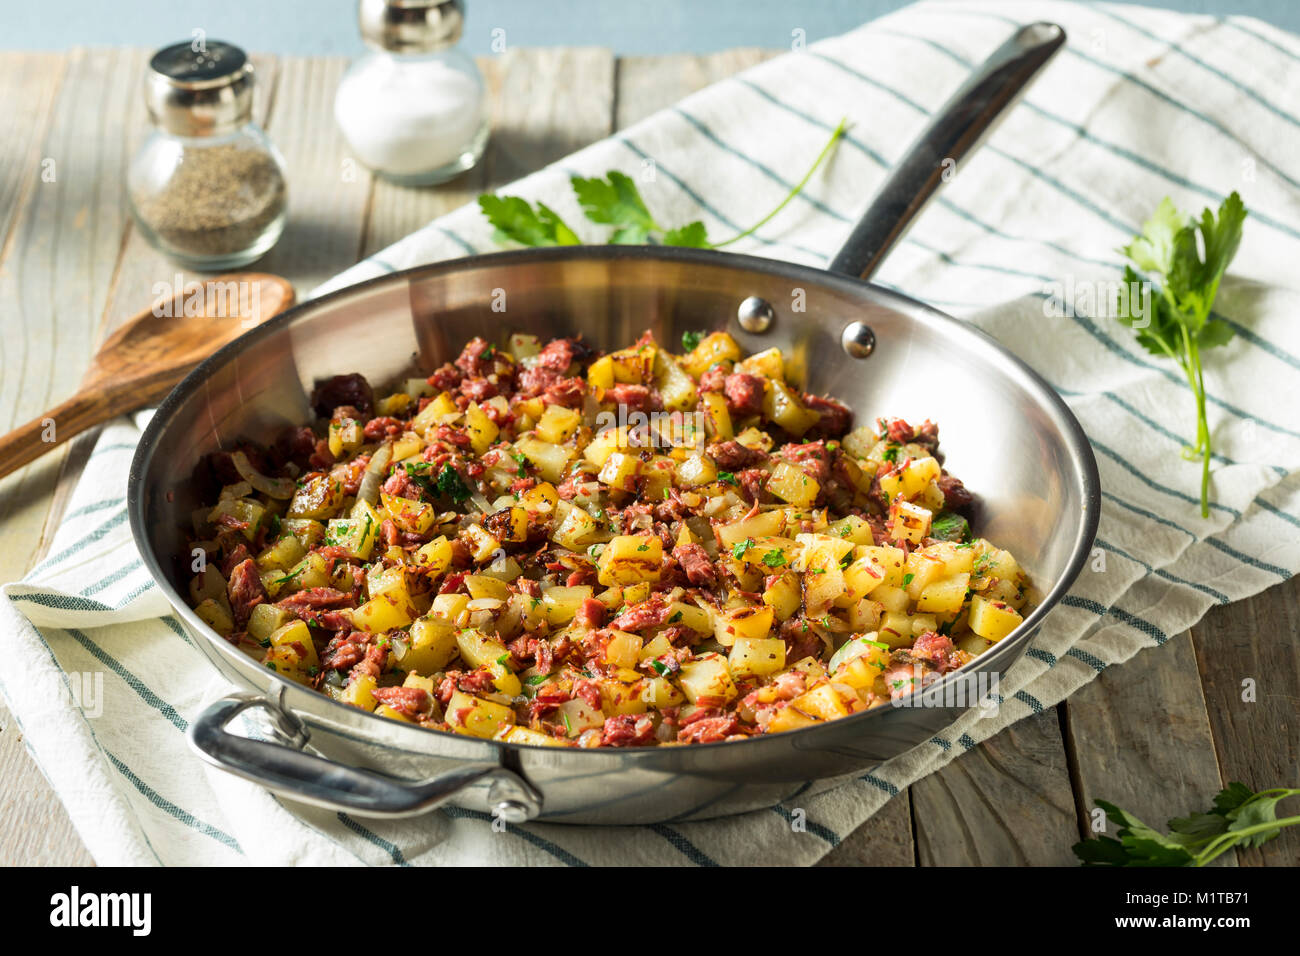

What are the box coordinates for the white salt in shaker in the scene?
[335,0,488,184]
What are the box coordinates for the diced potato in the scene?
[654,351,698,412]
[676,453,717,488]
[681,331,741,379]
[791,682,861,721]
[461,523,502,564]
[841,553,887,602]
[763,571,802,622]
[194,597,233,637]
[446,690,515,738]
[282,518,326,549]
[889,499,931,544]
[409,391,459,434]
[604,630,643,669]
[509,333,542,359]
[597,534,663,586]
[736,346,784,381]
[456,629,510,671]
[877,611,914,648]
[716,510,786,549]
[917,573,970,615]
[342,673,378,712]
[903,551,946,602]
[551,500,600,551]
[677,652,738,706]
[828,515,875,545]
[967,594,1023,642]
[728,637,786,677]
[463,402,500,455]
[262,645,309,682]
[353,589,418,633]
[256,534,306,573]
[700,390,734,441]
[248,603,293,643]
[860,545,905,587]
[767,460,819,508]
[763,380,819,436]
[323,499,380,560]
[803,565,844,616]
[412,535,453,577]
[587,354,615,390]
[328,417,364,458]
[972,545,1021,587]
[536,404,582,444]
[711,604,774,648]
[641,457,676,500]
[879,455,942,500]
[642,676,686,708]
[381,492,436,535]
[396,618,458,674]
[608,342,656,383]
[665,600,712,634]
[598,452,642,492]
[542,585,594,625]
[555,698,604,737]
[268,619,319,669]
[288,473,344,520]
[600,678,647,716]
[207,497,267,541]
[515,435,573,483]
[430,592,470,625]
[766,703,819,733]
[828,634,889,679]
[583,426,630,468]
[376,703,413,723]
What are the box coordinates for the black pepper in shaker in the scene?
[127,41,288,269]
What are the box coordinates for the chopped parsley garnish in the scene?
[717,470,737,485]
[761,549,786,568]
[496,653,511,666]
[930,511,972,543]
[651,660,670,676]
[669,611,683,623]
[681,330,705,352]
[732,537,756,560]
[435,464,472,503]
[882,443,901,463]
[902,572,915,587]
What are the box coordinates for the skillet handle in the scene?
[828,22,1066,280]
[188,691,542,820]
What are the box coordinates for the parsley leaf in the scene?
[1114,193,1246,517]
[572,171,659,244]
[1074,783,1300,866]
[478,195,580,247]
[761,549,787,568]
[435,464,471,504]
[681,330,705,352]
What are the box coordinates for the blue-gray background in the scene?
[3,1,1293,54]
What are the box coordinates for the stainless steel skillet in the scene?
[129,22,1097,824]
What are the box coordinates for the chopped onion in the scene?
[467,597,504,612]
[469,491,494,515]
[231,452,294,499]
[356,441,392,507]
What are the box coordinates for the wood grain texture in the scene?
[615,49,776,128]
[1064,633,1237,865]
[911,709,1080,865]
[1192,575,1300,866]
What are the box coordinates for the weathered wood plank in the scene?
[614,49,776,128]
[0,47,146,868]
[817,791,915,866]
[911,708,1079,865]
[1064,632,1237,864]
[1192,575,1300,866]
[362,48,617,259]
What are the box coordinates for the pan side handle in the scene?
[828,22,1066,281]
[188,691,542,820]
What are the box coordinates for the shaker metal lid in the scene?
[145,40,255,136]
[359,0,465,54]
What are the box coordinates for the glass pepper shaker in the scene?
[128,41,288,269]
[335,0,490,185]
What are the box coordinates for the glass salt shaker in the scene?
[335,0,489,185]
[127,41,288,269]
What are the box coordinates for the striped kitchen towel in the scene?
[3,0,1300,866]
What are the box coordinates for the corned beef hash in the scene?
[186,329,1032,747]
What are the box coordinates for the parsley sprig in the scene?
[1074,783,1300,867]
[478,119,848,250]
[1113,193,1246,517]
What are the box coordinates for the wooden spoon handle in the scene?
[0,391,110,482]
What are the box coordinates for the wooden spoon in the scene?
[0,273,295,481]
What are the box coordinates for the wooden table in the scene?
[0,47,1295,867]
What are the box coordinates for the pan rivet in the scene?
[493,799,529,824]
[737,296,774,333]
[841,321,876,358]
